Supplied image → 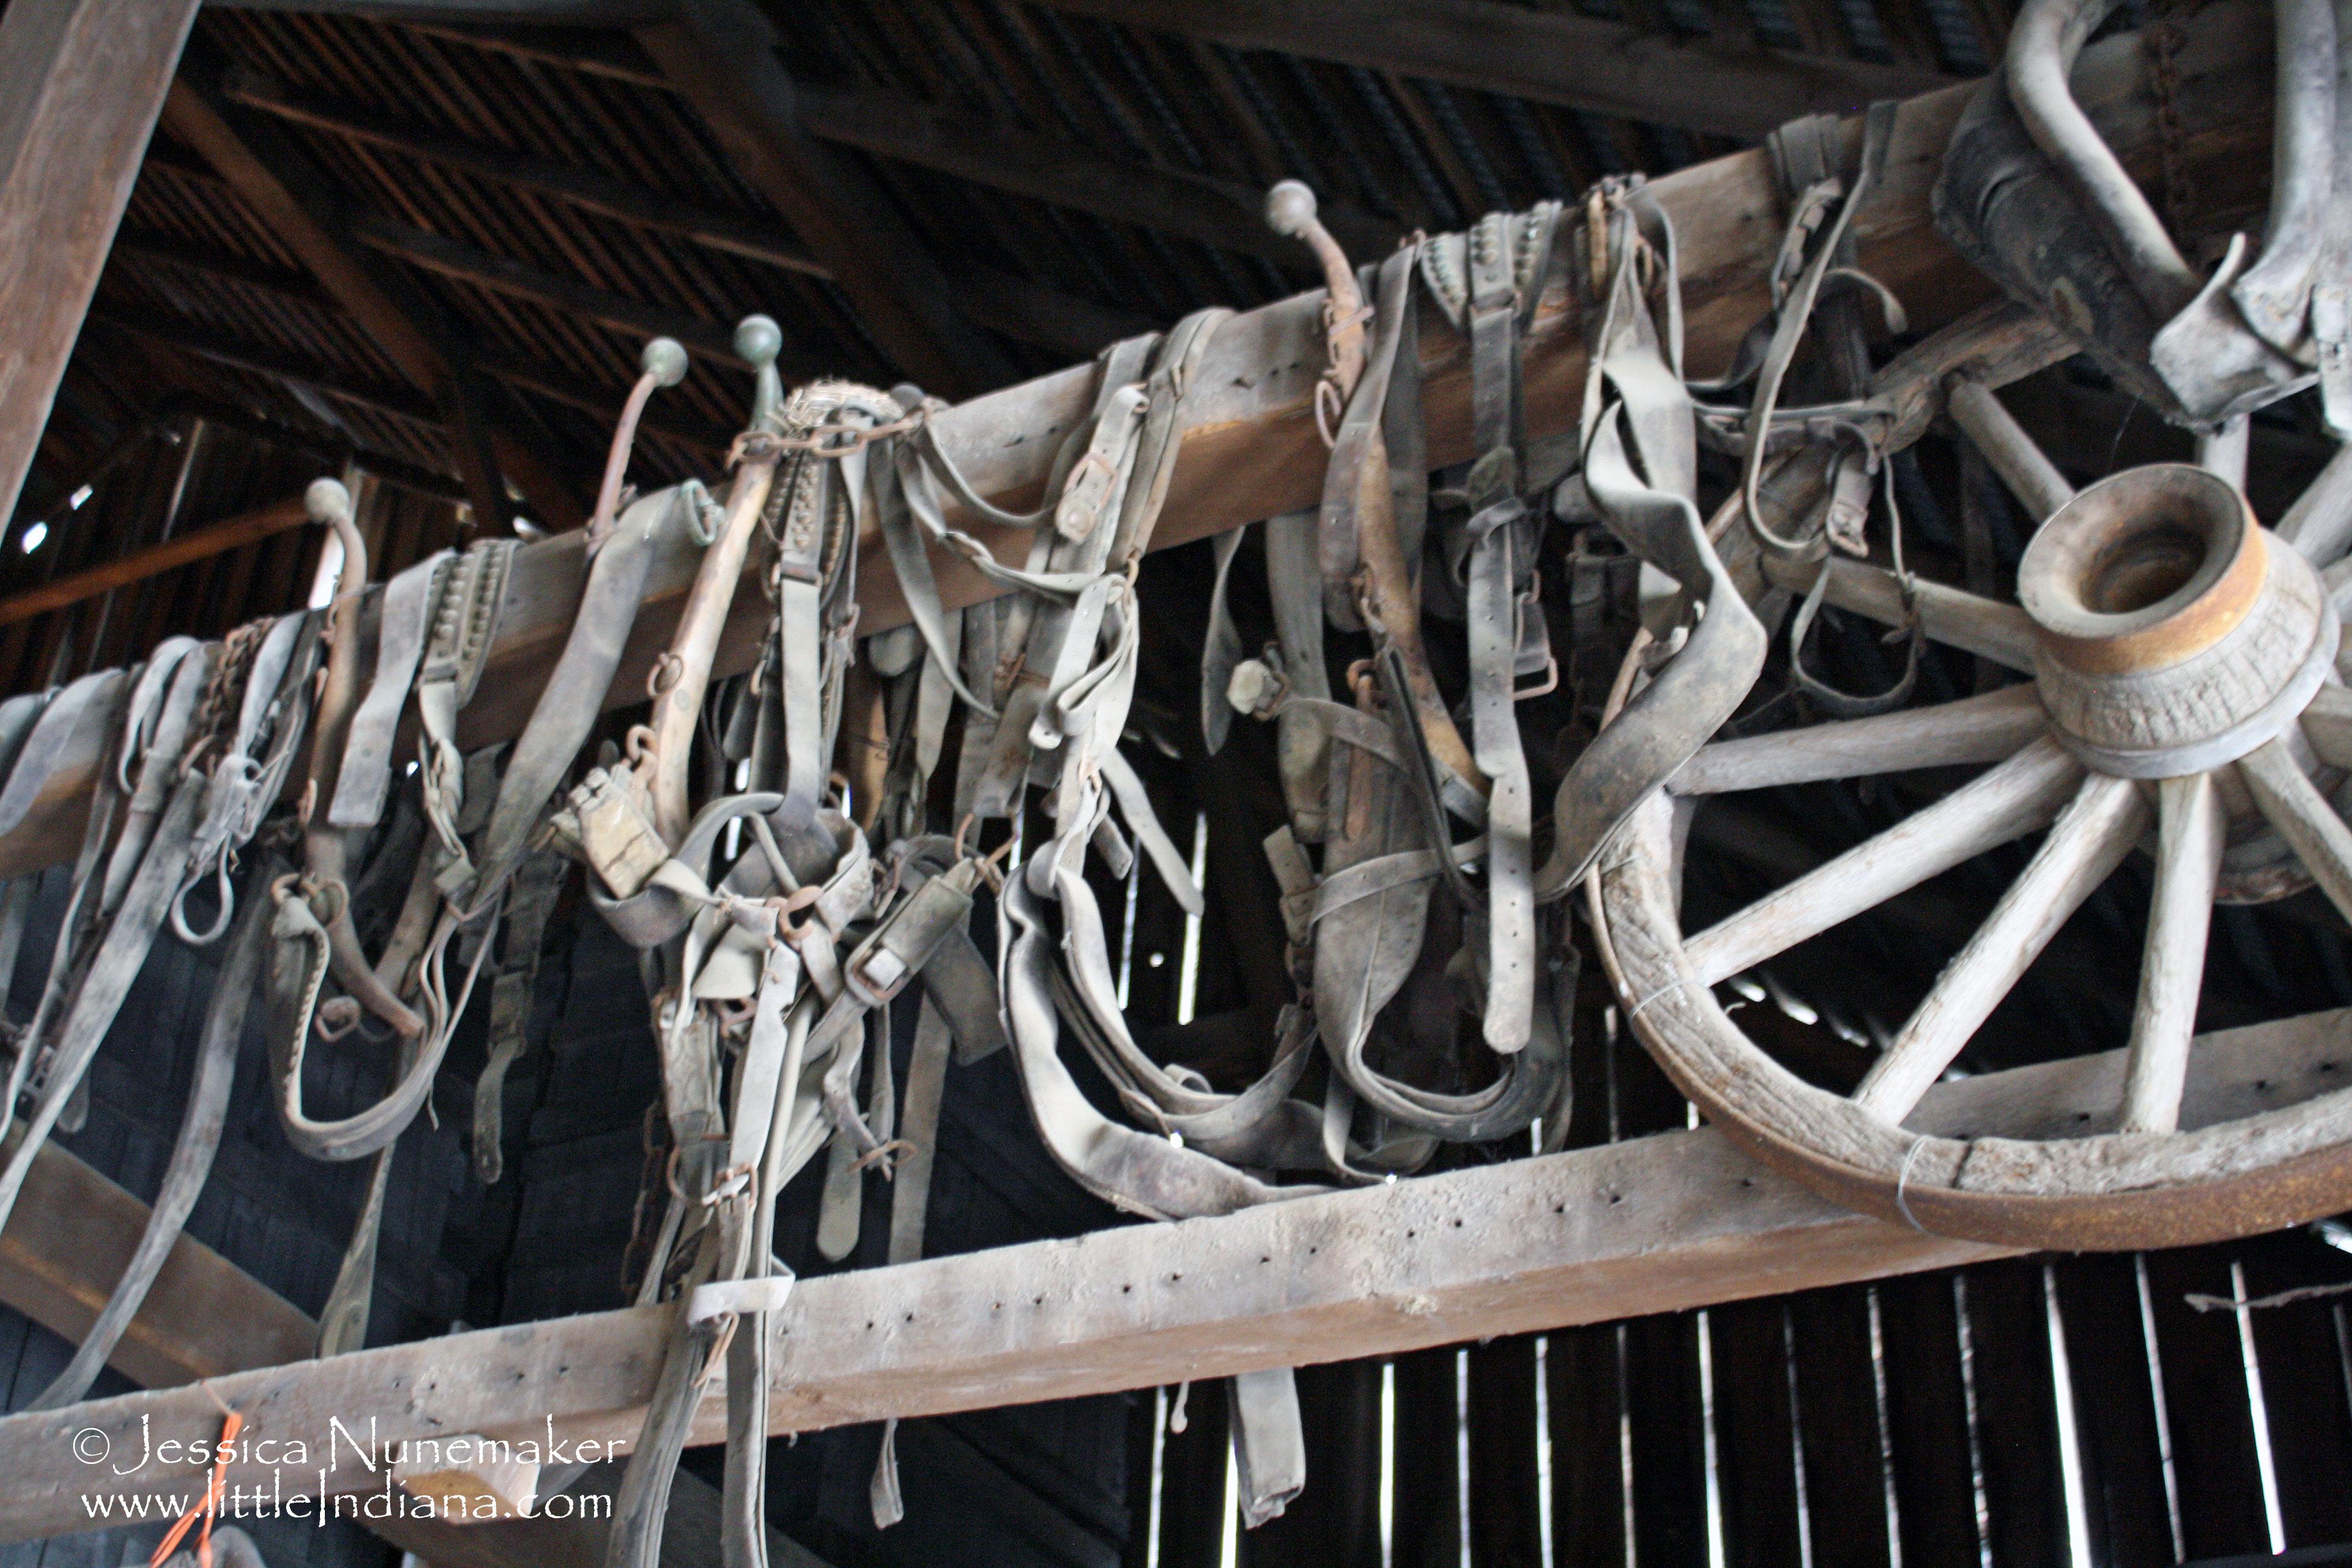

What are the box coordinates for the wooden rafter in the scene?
[636,0,1020,400]
[0,493,311,628]
[158,64,588,531]
[1027,0,1955,139]
[0,0,2275,881]
[220,66,1153,361]
[0,0,203,530]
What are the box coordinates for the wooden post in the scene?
[0,0,202,532]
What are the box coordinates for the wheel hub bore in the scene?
[2017,463,2335,777]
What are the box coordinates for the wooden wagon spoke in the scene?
[1761,555,2040,672]
[1945,379,2074,523]
[1670,684,2047,795]
[2299,684,2352,770]
[1686,735,2084,987]
[2240,737,2352,926]
[1852,770,2149,1123]
[2119,771,2226,1134]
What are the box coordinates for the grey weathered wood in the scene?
[1766,556,2043,671]
[1854,771,2150,1121]
[1946,378,2076,523]
[2120,771,2224,1134]
[2241,737,2352,928]
[0,0,2281,884]
[0,0,201,529]
[1685,735,2084,987]
[1671,684,2047,795]
[11,1007,2351,1546]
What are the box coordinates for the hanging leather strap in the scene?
[329,548,450,830]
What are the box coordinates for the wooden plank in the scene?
[0,1120,2017,1543]
[1028,0,1952,141]
[636,0,1017,400]
[0,0,201,528]
[1707,1299,1802,1568]
[1242,1359,1382,1568]
[1788,1285,1893,1568]
[1959,1261,2067,1568]
[1391,1344,1463,1568]
[2238,1232,2352,1550]
[1467,1336,1543,1568]
[0,0,2279,881]
[0,1135,315,1391]
[0,494,309,629]
[1156,1374,1230,1568]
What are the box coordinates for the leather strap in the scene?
[329,548,449,830]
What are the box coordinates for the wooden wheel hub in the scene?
[2017,465,2334,778]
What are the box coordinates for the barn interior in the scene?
[1,2,2351,1567]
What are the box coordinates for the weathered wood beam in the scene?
[0,0,2275,884]
[111,227,333,307]
[7,1004,2329,1546]
[635,0,1019,399]
[158,67,587,531]
[0,1126,2002,1540]
[0,0,202,528]
[0,1135,314,1391]
[0,494,310,629]
[220,67,1148,361]
[1028,0,1954,140]
[209,0,673,20]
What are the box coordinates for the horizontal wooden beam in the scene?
[8,999,2331,1545]
[0,0,2273,886]
[0,1120,2009,1540]
[0,1133,314,1391]
[0,493,309,628]
[1029,0,1956,140]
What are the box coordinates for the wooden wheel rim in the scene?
[1590,479,2352,1250]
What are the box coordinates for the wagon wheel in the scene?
[1591,458,2352,1250]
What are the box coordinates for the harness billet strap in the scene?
[171,610,318,946]
[0,668,124,843]
[471,845,569,1186]
[329,548,451,831]
[1533,188,1766,901]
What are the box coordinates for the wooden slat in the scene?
[0,0,2279,883]
[1028,0,1952,140]
[0,0,201,528]
[1961,1262,2068,1568]
[1391,1344,1463,1568]
[1789,1285,1893,1568]
[1708,1298,1804,1568]
[2141,1246,2272,1560]
[2239,1233,2352,1550]
[0,494,309,629]
[636,0,1016,399]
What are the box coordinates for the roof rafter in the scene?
[159,62,588,529]
[221,67,1153,361]
[1028,0,1955,140]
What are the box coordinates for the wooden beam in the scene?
[0,0,2276,883]
[636,0,1019,399]
[1027,0,1953,140]
[220,67,1147,361]
[4,1002,2328,1546]
[0,0,201,528]
[0,494,310,628]
[158,68,586,531]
